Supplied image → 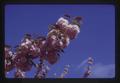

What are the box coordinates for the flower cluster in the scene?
[5,15,82,78]
[83,57,94,78]
[60,65,70,78]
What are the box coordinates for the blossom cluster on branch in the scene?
[5,14,83,78]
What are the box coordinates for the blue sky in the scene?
[5,5,115,78]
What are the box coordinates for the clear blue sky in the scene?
[5,5,115,78]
